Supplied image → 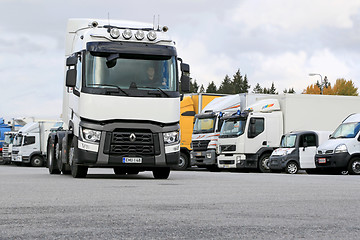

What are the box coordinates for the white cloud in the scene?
[231,0,360,31]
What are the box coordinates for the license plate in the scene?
[122,157,142,164]
[318,158,327,164]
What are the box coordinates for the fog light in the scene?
[206,153,212,159]
[110,28,120,39]
[122,29,132,39]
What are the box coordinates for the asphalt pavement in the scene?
[0,165,359,239]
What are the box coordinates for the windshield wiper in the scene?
[136,86,170,97]
[87,84,128,96]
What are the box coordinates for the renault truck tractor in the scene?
[47,18,190,179]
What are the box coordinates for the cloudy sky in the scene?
[1,0,360,119]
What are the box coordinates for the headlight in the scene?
[147,30,157,41]
[110,28,120,39]
[81,128,101,143]
[335,144,348,153]
[163,131,179,145]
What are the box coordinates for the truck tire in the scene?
[48,141,60,174]
[285,161,299,174]
[258,153,271,173]
[31,156,44,167]
[348,157,360,175]
[69,137,88,178]
[172,152,189,170]
[153,167,170,179]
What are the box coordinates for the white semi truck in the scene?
[190,94,268,171]
[47,18,189,178]
[12,121,57,167]
[217,94,360,172]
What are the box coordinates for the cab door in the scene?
[299,133,317,169]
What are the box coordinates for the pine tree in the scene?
[190,79,199,93]
[206,81,217,93]
[199,84,205,93]
[253,83,263,93]
[218,75,233,94]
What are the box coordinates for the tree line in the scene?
[189,69,358,96]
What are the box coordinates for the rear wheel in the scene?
[31,156,44,167]
[69,137,88,178]
[258,154,271,173]
[153,168,170,179]
[285,161,299,174]
[48,140,60,174]
[348,158,360,175]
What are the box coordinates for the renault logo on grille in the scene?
[129,133,136,142]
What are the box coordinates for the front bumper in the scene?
[315,152,351,169]
[190,149,217,166]
[75,120,179,168]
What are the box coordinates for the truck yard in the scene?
[0,165,359,239]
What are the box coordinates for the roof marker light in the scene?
[110,28,120,39]
[122,29,132,39]
[147,30,157,41]
[237,110,241,115]
[135,30,145,40]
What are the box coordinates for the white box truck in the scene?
[217,94,360,172]
[46,18,190,178]
[190,93,268,171]
[12,121,57,167]
[315,113,360,175]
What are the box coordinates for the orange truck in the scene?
[174,93,224,170]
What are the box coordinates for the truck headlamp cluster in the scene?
[81,128,101,143]
[163,131,179,145]
[334,144,348,153]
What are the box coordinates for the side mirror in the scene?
[181,63,190,73]
[66,69,77,87]
[66,55,78,66]
[180,75,190,93]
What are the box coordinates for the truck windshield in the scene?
[193,117,216,134]
[280,134,297,148]
[4,134,14,145]
[220,119,246,137]
[13,135,22,146]
[85,52,177,92]
[330,122,360,139]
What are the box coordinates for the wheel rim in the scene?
[287,163,298,174]
[33,158,41,166]
[178,156,186,168]
[262,157,270,170]
[352,160,360,174]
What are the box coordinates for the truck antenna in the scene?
[153,15,155,30]
[108,12,110,26]
[158,14,160,30]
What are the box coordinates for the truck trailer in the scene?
[217,94,360,172]
[47,18,190,178]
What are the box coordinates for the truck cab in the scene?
[269,131,331,174]
[217,99,283,172]
[315,113,360,175]
[2,131,16,164]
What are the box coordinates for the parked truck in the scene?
[315,113,360,175]
[190,93,267,171]
[46,18,190,179]
[269,130,331,174]
[0,118,11,163]
[217,94,360,173]
[11,121,58,167]
[1,131,17,164]
[176,93,224,170]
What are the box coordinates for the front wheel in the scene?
[153,168,170,179]
[172,152,190,170]
[285,161,299,174]
[258,154,271,173]
[31,156,44,167]
[348,158,360,175]
[69,137,88,178]
[48,140,60,174]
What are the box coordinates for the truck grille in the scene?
[318,150,333,154]
[109,131,155,155]
[221,145,236,152]
[192,140,210,151]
